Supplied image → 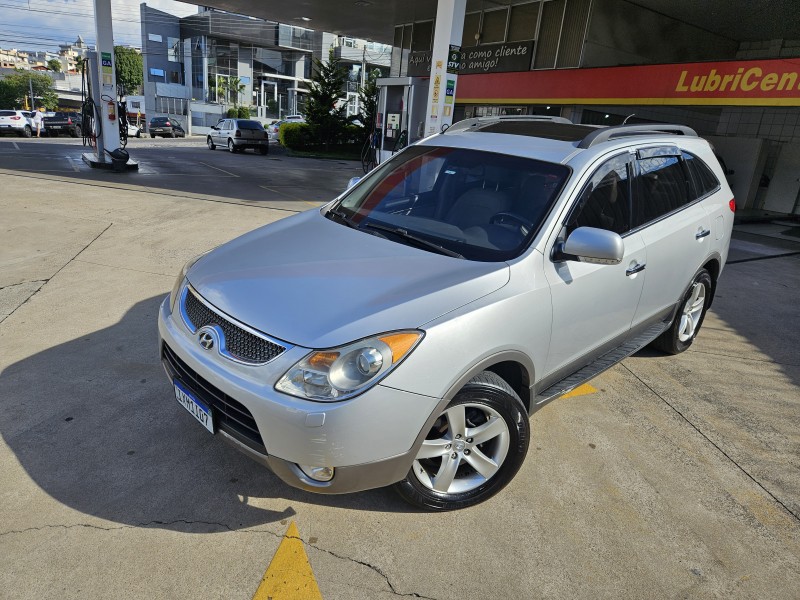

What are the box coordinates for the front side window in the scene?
[567,154,631,235]
[333,146,570,261]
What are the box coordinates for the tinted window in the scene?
[0,111,16,116]
[335,146,570,262]
[634,155,693,227]
[150,118,168,125]
[236,120,264,130]
[684,152,720,197]
[567,154,631,235]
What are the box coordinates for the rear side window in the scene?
[633,155,694,227]
[683,152,720,197]
[0,111,15,116]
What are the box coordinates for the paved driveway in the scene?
[1,138,798,599]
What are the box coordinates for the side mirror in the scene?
[559,226,624,265]
[210,126,218,130]
[346,176,361,190]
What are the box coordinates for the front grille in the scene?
[183,287,285,364]
[162,342,266,455]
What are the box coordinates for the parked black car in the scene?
[148,117,186,138]
[43,112,82,137]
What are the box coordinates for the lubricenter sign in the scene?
[457,58,800,106]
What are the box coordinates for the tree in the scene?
[305,49,348,148]
[219,76,245,107]
[0,69,58,109]
[114,46,143,96]
[358,68,381,138]
[47,58,62,72]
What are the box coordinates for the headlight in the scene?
[275,331,423,401]
[169,252,208,311]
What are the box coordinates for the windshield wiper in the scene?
[325,208,357,229]
[360,222,464,259]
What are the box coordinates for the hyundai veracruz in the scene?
[158,117,734,510]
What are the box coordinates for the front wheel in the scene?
[651,268,712,354]
[207,137,216,150]
[393,371,530,511]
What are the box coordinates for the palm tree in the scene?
[219,76,245,107]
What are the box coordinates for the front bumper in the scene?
[157,294,439,494]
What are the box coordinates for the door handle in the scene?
[626,263,646,276]
[695,229,711,239]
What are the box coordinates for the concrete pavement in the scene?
[1,139,798,599]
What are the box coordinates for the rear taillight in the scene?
[729,198,736,212]
[11,116,20,120]
[67,117,72,125]
[164,121,171,126]
[235,130,241,138]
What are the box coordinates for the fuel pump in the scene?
[375,77,430,165]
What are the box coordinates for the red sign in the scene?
[457,58,800,106]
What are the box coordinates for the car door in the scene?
[542,152,647,378]
[630,147,712,330]
[211,120,223,144]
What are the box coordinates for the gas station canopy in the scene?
[192,0,798,45]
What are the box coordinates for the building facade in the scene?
[140,3,391,132]
[391,0,800,214]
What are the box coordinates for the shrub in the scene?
[226,107,238,118]
[237,106,250,119]
[280,122,315,149]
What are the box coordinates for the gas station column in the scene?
[424,0,466,136]
[93,0,121,157]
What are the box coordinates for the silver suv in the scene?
[158,118,734,510]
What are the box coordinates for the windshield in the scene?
[237,120,263,130]
[333,146,569,261]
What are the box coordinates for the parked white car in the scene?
[0,110,33,137]
[159,117,734,510]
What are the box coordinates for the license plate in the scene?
[173,380,214,433]
[50,126,62,129]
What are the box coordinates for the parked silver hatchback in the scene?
[158,118,734,510]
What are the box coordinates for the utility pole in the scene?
[29,76,34,110]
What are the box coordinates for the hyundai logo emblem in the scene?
[197,328,215,351]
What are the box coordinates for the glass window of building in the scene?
[463,12,481,44]
[402,24,413,50]
[481,8,509,44]
[411,20,433,52]
[508,2,540,41]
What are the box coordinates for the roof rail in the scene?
[445,115,573,133]
[578,124,697,148]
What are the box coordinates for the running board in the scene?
[534,321,669,407]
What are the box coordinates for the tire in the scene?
[227,139,237,153]
[259,145,268,155]
[393,371,530,511]
[136,130,141,138]
[150,133,156,138]
[207,137,216,150]
[22,125,32,138]
[651,269,712,355]
[170,131,176,138]
[71,126,81,138]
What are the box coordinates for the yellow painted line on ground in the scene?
[560,383,598,399]
[253,521,323,600]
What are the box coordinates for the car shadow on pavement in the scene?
[0,296,413,533]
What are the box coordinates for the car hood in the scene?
[186,209,510,348]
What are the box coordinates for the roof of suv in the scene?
[433,116,702,165]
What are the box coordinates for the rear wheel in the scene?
[651,269,712,354]
[227,139,237,153]
[22,125,32,138]
[393,371,530,511]
[207,137,216,150]
[71,126,81,138]
[170,131,176,139]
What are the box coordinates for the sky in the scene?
[0,0,198,52]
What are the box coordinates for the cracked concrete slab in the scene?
[0,280,45,320]
[1,145,798,600]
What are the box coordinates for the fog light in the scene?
[299,464,335,482]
